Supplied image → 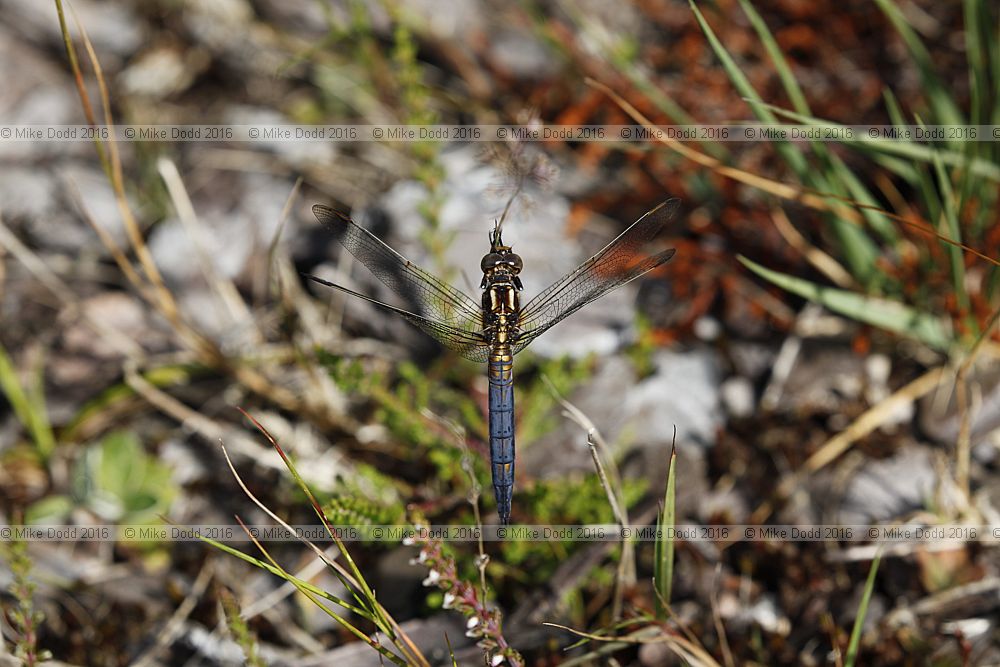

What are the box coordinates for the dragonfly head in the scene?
[482,224,523,275]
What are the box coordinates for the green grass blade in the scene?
[689,1,806,174]
[963,0,988,125]
[959,0,997,238]
[929,138,974,336]
[26,352,56,460]
[238,410,396,635]
[566,0,728,157]
[873,0,964,126]
[691,2,880,285]
[757,102,1000,182]
[195,535,372,617]
[961,0,988,182]
[884,95,946,229]
[737,0,898,245]
[206,531,408,666]
[653,443,677,618]
[0,344,34,442]
[845,553,881,667]
[826,153,899,243]
[737,0,810,115]
[851,135,998,182]
[738,0,893,251]
[0,343,56,460]
[739,256,954,351]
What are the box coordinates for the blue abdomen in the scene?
[488,356,515,524]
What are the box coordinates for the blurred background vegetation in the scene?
[0,0,998,664]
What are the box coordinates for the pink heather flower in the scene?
[443,593,456,609]
[422,570,441,586]
[491,654,505,666]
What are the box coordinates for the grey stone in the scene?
[489,29,559,79]
[0,0,142,55]
[398,0,485,40]
[0,167,58,222]
[838,446,938,524]
[721,376,755,418]
[777,342,866,413]
[226,106,336,166]
[919,357,1000,447]
[54,164,133,247]
[119,46,203,98]
[624,349,722,449]
[524,349,723,481]
[521,355,638,479]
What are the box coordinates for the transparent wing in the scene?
[311,204,490,361]
[304,274,492,362]
[513,199,679,354]
[313,205,484,329]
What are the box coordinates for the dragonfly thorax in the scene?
[480,229,523,345]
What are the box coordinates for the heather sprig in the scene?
[3,538,51,666]
[406,530,524,667]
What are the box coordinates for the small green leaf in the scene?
[71,431,177,524]
[25,495,74,525]
[98,431,145,498]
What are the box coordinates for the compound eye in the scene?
[508,254,523,273]
[481,253,503,272]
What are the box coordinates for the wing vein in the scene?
[514,199,679,351]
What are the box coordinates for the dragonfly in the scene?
[307,199,679,524]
